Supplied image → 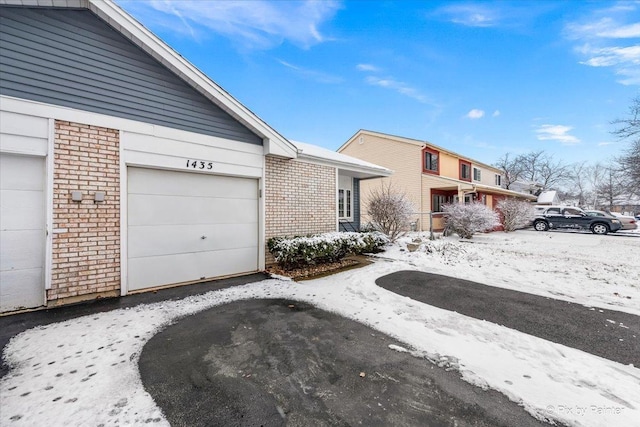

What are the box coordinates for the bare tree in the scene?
[596,166,625,210]
[367,183,414,241]
[518,150,569,190]
[566,161,590,206]
[611,95,640,141]
[493,153,522,189]
[612,96,640,196]
[586,162,606,209]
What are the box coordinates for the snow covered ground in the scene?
[1,229,639,427]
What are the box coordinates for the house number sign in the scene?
[185,159,213,170]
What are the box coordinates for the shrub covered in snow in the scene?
[367,183,414,241]
[496,198,535,232]
[442,202,500,239]
[267,232,389,270]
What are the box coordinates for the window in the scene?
[338,189,352,218]
[432,194,447,212]
[495,174,502,186]
[338,176,353,219]
[423,147,439,174]
[459,160,471,181]
[473,167,481,181]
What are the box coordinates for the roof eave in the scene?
[297,152,393,179]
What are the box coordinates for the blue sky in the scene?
[117,0,640,166]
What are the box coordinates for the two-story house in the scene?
[338,130,536,231]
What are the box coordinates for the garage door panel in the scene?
[128,223,258,258]
[0,153,45,312]
[0,269,44,312]
[0,190,45,230]
[0,229,45,271]
[0,147,46,186]
[128,167,257,199]
[128,247,258,290]
[128,195,257,226]
[127,167,259,292]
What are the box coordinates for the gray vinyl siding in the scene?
[0,7,262,145]
[339,179,360,232]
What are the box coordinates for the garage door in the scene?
[0,153,46,312]
[127,167,259,291]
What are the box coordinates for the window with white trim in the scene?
[338,176,353,220]
[473,167,481,181]
[495,174,502,186]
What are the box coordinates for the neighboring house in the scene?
[509,180,544,196]
[536,190,560,205]
[0,0,389,313]
[338,130,536,231]
[607,194,640,216]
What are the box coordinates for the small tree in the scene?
[367,183,414,241]
[442,202,500,239]
[496,198,535,232]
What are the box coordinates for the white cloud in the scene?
[535,124,581,145]
[492,110,501,117]
[567,18,640,40]
[436,4,500,27]
[564,3,640,86]
[121,0,342,49]
[277,60,344,84]
[365,76,429,103]
[598,141,614,146]
[466,109,485,119]
[580,45,640,67]
[356,63,380,72]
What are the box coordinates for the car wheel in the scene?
[534,220,549,231]
[591,223,609,235]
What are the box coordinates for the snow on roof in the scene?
[291,140,392,177]
[536,190,558,204]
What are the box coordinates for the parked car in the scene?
[585,210,637,230]
[533,206,622,234]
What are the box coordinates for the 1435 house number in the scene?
[185,159,213,170]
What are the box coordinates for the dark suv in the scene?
[533,206,622,235]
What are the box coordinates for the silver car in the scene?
[584,210,637,231]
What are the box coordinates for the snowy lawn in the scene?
[1,229,639,427]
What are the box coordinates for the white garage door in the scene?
[127,167,259,291]
[0,153,46,312]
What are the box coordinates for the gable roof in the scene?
[340,129,502,174]
[292,140,393,179]
[0,0,297,158]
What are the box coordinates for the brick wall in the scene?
[265,157,336,262]
[50,120,120,303]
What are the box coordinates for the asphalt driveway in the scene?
[139,298,548,427]
[376,271,640,367]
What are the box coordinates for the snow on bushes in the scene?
[496,198,535,232]
[367,183,414,241]
[442,202,500,239]
[267,232,389,270]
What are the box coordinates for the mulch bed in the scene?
[265,256,372,281]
